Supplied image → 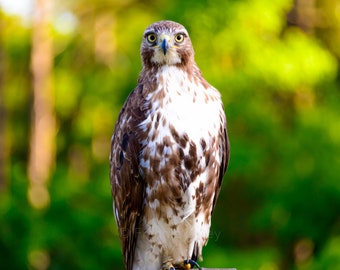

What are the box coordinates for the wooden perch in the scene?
[199,268,236,270]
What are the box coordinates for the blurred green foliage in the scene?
[1,0,340,269]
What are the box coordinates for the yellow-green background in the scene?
[1,0,340,269]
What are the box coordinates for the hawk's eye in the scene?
[175,33,185,43]
[147,33,157,43]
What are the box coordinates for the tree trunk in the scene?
[28,0,56,209]
[0,9,6,192]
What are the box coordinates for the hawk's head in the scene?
[140,20,195,68]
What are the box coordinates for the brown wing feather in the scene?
[211,111,230,213]
[110,85,147,270]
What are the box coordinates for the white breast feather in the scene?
[143,66,222,142]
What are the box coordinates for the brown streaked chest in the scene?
[138,66,223,199]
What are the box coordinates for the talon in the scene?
[162,257,175,270]
[162,261,175,270]
[183,259,200,269]
[164,258,200,269]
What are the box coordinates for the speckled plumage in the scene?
[110,20,229,270]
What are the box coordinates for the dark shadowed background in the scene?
[0,0,340,269]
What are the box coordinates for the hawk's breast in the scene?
[139,65,223,218]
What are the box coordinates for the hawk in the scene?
[110,20,230,270]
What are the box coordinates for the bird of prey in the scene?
[110,20,229,270]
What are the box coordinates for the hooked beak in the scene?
[159,34,170,55]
